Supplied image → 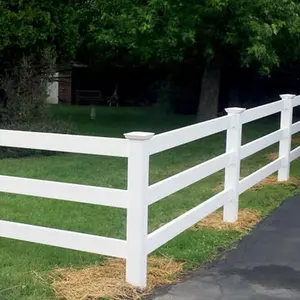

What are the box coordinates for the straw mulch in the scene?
[266,152,278,161]
[191,208,261,233]
[50,257,184,300]
[212,183,224,193]
[212,175,300,193]
[265,136,300,161]
[251,175,300,190]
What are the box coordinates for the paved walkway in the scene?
[151,195,300,300]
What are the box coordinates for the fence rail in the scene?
[1,93,300,289]
[147,189,231,254]
[292,120,300,135]
[148,152,230,205]
[0,129,128,157]
[148,115,230,154]
[293,95,300,107]
[291,145,300,162]
[0,221,126,258]
[240,129,283,160]
[239,158,283,194]
[241,99,283,124]
[0,175,128,208]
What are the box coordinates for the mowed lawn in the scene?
[1,105,300,300]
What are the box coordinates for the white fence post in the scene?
[278,94,295,181]
[124,131,154,289]
[223,107,245,223]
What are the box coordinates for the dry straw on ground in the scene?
[50,257,184,300]
[212,175,300,193]
[266,152,278,161]
[251,175,300,190]
[191,208,262,233]
[212,183,224,193]
[265,137,300,161]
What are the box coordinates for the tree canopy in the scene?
[86,0,300,69]
[84,0,300,119]
[1,0,300,119]
[0,0,80,67]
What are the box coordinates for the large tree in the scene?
[83,0,300,120]
[0,0,80,68]
[196,0,300,120]
[0,0,80,123]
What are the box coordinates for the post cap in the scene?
[225,107,246,114]
[280,94,296,100]
[124,131,155,140]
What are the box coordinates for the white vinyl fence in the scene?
[1,94,300,288]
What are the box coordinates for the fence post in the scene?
[124,131,154,289]
[278,94,295,181]
[223,107,245,223]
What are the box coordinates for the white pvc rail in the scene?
[1,93,300,288]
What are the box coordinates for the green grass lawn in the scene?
[1,105,300,299]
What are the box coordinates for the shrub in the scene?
[0,50,75,159]
[0,49,56,125]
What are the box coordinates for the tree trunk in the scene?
[196,60,221,122]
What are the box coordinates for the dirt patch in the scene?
[266,152,279,161]
[264,137,300,161]
[191,209,262,233]
[212,183,224,193]
[251,175,300,190]
[265,137,300,160]
[50,257,184,300]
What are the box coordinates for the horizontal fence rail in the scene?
[291,146,300,162]
[242,99,284,124]
[148,115,229,155]
[148,152,230,205]
[1,93,300,289]
[0,221,126,258]
[292,121,300,135]
[239,158,283,194]
[0,129,129,157]
[293,95,300,107]
[241,129,283,160]
[0,175,128,208]
[147,189,231,254]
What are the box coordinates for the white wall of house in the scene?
[46,72,59,104]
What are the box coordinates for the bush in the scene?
[0,49,56,125]
[0,50,75,159]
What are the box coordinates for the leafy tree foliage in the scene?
[0,0,80,124]
[84,0,300,119]
[2,0,300,120]
[0,0,80,67]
